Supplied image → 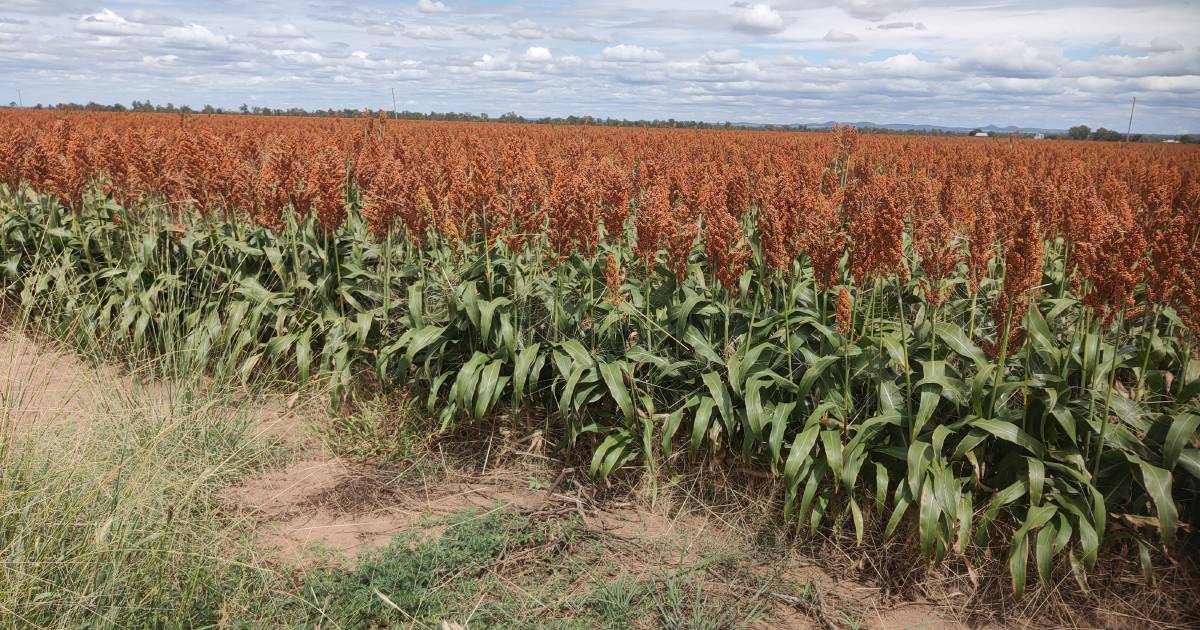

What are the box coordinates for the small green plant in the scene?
[302,508,562,628]
[586,571,652,628]
[320,391,429,463]
[653,572,768,630]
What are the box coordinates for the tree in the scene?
[968,128,983,136]
[1068,125,1090,140]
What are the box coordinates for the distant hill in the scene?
[733,120,1067,135]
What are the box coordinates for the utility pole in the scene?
[390,88,397,119]
[1124,96,1136,144]
[16,88,22,108]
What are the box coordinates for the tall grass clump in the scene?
[0,314,300,627]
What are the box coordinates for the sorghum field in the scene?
[2,109,1198,602]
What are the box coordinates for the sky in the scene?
[1,1,1198,133]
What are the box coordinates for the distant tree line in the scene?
[1067,125,1122,141]
[0,101,986,137]
[1060,124,1196,143]
[0,100,785,131]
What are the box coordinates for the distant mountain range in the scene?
[733,120,1067,135]
[811,121,1068,134]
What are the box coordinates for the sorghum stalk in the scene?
[987,300,1017,420]
[1093,307,1126,478]
[1082,309,1098,456]
[896,284,914,425]
[1135,306,1161,401]
[929,291,940,360]
[644,274,654,353]
[382,230,392,325]
[869,277,882,367]
[723,291,732,358]
[784,276,795,378]
[841,289,854,433]
[967,285,980,340]
[1058,240,1072,301]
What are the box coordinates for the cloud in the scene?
[1066,49,1200,79]
[837,0,911,22]
[163,23,231,48]
[271,49,324,66]
[958,40,1063,78]
[0,0,94,16]
[471,52,539,79]
[141,54,178,66]
[602,44,665,62]
[823,29,859,43]
[1148,37,1183,53]
[524,46,552,61]
[126,9,183,26]
[346,50,395,69]
[417,0,450,13]
[509,19,545,39]
[732,3,785,35]
[457,25,499,39]
[3,0,1200,133]
[552,27,609,43]
[775,55,809,66]
[1102,35,1184,54]
[407,25,453,40]
[704,48,741,64]
[251,24,306,39]
[473,53,500,70]
[866,53,950,79]
[876,21,925,31]
[76,9,144,36]
[0,17,27,33]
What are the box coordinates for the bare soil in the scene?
[222,446,968,628]
[1,329,113,429]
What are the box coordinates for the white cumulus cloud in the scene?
[141,54,178,66]
[525,46,552,61]
[602,44,665,62]
[163,23,230,48]
[958,40,1064,79]
[732,4,785,35]
[76,9,143,36]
